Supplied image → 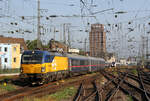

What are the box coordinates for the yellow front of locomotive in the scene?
[20,51,51,83]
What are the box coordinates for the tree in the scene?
[26,40,41,50]
[26,40,50,50]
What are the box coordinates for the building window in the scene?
[14,58,16,62]
[4,47,7,52]
[14,47,16,52]
[4,58,7,63]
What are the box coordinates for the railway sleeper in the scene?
[102,72,139,101]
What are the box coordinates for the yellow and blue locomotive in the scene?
[20,50,106,84]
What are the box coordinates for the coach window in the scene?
[80,60,85,65]
[72,59,77,66]
[85,60,88,65]
[94,61,96,65]
[92,60,94,65]
[77,60,80,66]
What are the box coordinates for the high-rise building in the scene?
[89,24,106,58]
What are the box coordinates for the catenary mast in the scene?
[37,0,41,49]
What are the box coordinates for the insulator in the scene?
[15,23,18,25]
[11,31,14,34]
[128,22,131,24]
[22,16,25,20]
[10,22,13,25]
[46,17,49,20]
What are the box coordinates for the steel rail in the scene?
[102,71,139,101]
[74,80,100,101]
[84,72,120,101]
[118,71,150,85]
[92,81,100,101]
[108,72,150,97]
[140,71,150,82]
[108,70,150,101]
[73,83,84,101]
[137,69,150,101]
[105,74,126,101]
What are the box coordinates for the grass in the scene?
[127,95,133,101]
[49,86,77,101]
[0,83,16,92]
[113,71,118,75]
[131,69,137,76]
[23,86,77,101]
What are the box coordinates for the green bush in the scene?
[0,68,20,74]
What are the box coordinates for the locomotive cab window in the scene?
[44,55,54,62]
[22,53,43,64]
[45,55,50,62]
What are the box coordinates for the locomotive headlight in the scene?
[20,67,23,73]
[41,67,45,72]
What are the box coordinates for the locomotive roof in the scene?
[23,50,49,54]
[66,53,105,61]
[23,50,63,56]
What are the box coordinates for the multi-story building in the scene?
[89,24,106,58]
[0,36,27,53]
[0,43,21,69]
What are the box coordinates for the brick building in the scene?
[89,24,106,58]
[49,39,68,53]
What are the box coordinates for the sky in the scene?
[0,0,150,58]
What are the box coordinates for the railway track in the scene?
[137,68,150,101]
[74,68,150,101]
[101,71,139,101]
[0,73,100,101]
[73,80,100,101]
[74,71,129,101]
[118,68,150,101]
[1,68,150,101]
[108,68,150,101]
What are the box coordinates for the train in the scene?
[20,50,106,84]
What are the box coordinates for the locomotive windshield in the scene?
[21,53,43,64]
